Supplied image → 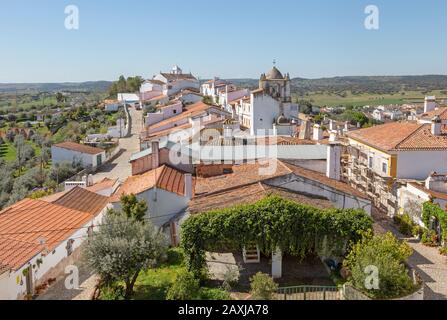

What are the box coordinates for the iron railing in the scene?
[276,286,340,301]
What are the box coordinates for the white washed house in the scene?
[0,188,110,300]
[51,142,106,169]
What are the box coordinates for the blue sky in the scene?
[0,0,446,82]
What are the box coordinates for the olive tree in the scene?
[83,212,168,299]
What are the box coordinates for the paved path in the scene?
[36,263,98,301]
[373,208,447,300]
[93,107,142,183]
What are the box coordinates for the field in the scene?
[296,90,447,107]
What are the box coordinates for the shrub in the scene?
[343,231,416,299]
[395,213,417,237]
[439,246,447,256]
[421,230,438,247]
[222,265,240,291]
[199,288,231,300]
[100,284,126,300]
[249,272,278,300]
[166,270,200,300]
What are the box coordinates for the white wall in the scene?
[112,188,189,228]
[251,93,281,136]
[51,146,106,169]
[397,151,447,180]
[266,174,372,215]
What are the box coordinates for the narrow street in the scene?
[373,208,447,300]
[93,107,143,183]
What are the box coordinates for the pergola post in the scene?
[271,247,282,279]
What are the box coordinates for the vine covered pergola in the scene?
[181,196,373,278]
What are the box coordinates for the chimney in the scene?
[326,142,341,181]
[312,124,323,141]
[87,174,94,187]
[184,173,193,200]
[329,120,335,131]
[344,121,349,133]
[151,141,160,169]
[299,120,311,140]
[431,116,442,136]
[424,96,437,113]
[329,131,338,142]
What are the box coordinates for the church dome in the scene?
[266,66,284,80]
[277,114,289,124]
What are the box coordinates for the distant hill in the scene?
[230,75,447,96]
[2,75,447,97]
[0,81,113,94]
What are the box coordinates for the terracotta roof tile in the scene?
[111,165,192,202]
[189,182,333,214]
[419,107,447,120]
[347,122,422,152]
[394,124,447,151]
[53,142,105,155]
[194,160,292,196]
[0,199,94,271]
[53,187,109,216]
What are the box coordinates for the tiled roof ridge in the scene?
[393,123,428,150]
[194,181,264,199]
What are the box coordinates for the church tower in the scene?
[258,64,291,103]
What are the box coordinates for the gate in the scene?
[276,286,340,300]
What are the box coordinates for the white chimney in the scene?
[87,174,94,187]
[151,141,160,169]
[344,121,349,132]
[431,116,442,136]
[424,96,438,113]
[329,120,335,131]
[184,173,193,200]
[425,172,447,193]
[312,124,323,141]
[326,143,341,181]
[329,131,338,142]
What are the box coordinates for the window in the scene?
[66,239,75,257]
[173,109,177,114]
[368,156,373,168]
[382,162,388,174]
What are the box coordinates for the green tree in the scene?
[83,212,167,299]
[109,194,148,222]
[343,231,416,299]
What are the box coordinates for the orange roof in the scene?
[87,178,118,193]
[195,160,292,196]
[0,199,94,271]
[148,94,168,102]
[111,165,192,202]
[189,182,333,214]
[53,142,104,155]
[147,101,211,131]
[419,107,447,120]
[347,122,422,152]
[53,187,109,215]
[395,124,447,151]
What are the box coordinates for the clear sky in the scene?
[1,0,446,83]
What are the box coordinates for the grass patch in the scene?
[298,90,447,107]
[0,142,16,161]
[130,248,230,300]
